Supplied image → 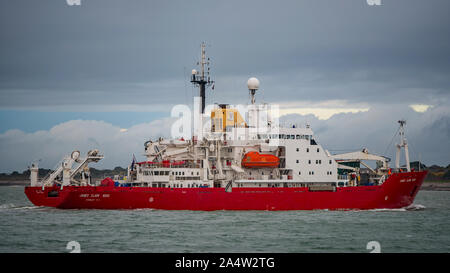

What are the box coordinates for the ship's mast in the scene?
[395,120,411,172]
[191,42,214,114]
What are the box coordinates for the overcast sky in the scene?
[0,0,449,172]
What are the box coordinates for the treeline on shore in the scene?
[0,167,127,181]
[1,161,449,182]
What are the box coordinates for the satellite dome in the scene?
[247,77,260,90]
[71,150,80,161]
[191,69,197,75]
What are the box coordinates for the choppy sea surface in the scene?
[0,186,448,253]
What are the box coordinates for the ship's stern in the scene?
[24,186,69,208]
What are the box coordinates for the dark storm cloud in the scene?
[0,0,449,171]
[0,0,449,108]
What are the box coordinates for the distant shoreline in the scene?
[1,180,450,191]
[0,180,29,186]
[420,182,450,191]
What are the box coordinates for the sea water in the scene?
[0,186,448,253]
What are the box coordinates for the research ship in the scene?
[25,44,427,210]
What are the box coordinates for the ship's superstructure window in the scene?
[317,148,320,152]
[307,148,309,153]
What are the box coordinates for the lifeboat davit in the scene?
[241,151,280,168]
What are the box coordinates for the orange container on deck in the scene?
[241,151,280,168]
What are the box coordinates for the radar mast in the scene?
[191,42,214,114]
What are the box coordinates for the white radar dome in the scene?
[191,69,197,75]
[71,150,80,161]
[247,77,260,90]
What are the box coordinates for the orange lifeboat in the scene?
[241,151,280,168]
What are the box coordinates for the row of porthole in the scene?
[142,170,200,176]
[297,171,333,175]
[296,148,320,153]
[295,159,332,164]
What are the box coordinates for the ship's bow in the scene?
[380,171,427,209]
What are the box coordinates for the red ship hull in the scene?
[24,171,427,210]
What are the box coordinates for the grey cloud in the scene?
[280,104,450,167]
[1,0,450,109]
[0,118,175,173]
[0,0,449,169]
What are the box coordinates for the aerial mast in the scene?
[395,120,411,172]
[191,42,214,114]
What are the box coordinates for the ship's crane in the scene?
[332,148,390,174]
[32,150,103,188]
